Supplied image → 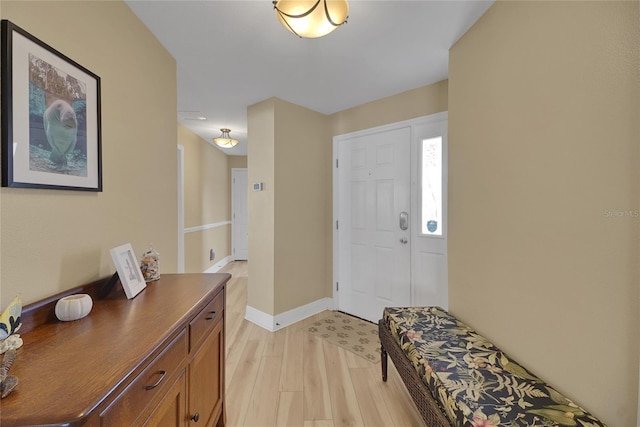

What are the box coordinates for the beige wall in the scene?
[330,80,448,137]
[247,98,330,315]
[178,124,231,272]
[184,227,229,273]
[247,99,276,314]
[228,156,247,169]
[180,125,229,229]
[0,1,177,308]
[274,99,330,313]
[449,1,639,425]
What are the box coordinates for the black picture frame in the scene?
[1,20,102,191]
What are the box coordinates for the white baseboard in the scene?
[245,297,333,332]
[203,256,233,273]
[245,305,276,331]
[275,298,333,330]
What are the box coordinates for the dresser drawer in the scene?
[189,290,224,352]
[100,329,187,426]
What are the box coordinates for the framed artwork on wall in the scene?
[1,20,102,191]
[110,243,146,300]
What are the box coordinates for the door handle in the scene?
[400,237,408,244]
[399,212,409,231]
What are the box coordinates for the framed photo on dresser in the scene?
[110,243,146,299]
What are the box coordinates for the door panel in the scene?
[338,127,411,322]
[232,169,248,260]
[414,252,446,302]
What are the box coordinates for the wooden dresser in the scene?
[0,273,230,427]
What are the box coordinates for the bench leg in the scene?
[381,345,388,382]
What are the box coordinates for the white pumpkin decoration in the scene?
[55,294,93,322]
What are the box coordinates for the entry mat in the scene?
[306,311,380,363]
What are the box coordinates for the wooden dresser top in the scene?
[0,273,230,426]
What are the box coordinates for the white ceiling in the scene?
[125,0,494,156]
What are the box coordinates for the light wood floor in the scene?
[219,261,424,427]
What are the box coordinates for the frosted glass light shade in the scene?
[213,128,238,148]
[274,0,349,38]
[213,138,238,148]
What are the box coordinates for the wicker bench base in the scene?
[379,319,451,427]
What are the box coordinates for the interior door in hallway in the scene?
[337,127,411,322]
[232,168,248,260]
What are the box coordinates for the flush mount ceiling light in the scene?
[213,128,238,148]
[273,0,349,39]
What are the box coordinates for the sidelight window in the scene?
[420,137,443,236]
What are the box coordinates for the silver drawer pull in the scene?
[206,310,217,320]
[145,370,167,390]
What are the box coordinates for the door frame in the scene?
[177,145,185,273]
[332,112,448,311]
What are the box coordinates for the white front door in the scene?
[334,113,448,323]
[232,168,248,260]
[337,127,412,322]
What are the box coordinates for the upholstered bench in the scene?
[379,306,606,427]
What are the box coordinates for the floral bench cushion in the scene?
[383,306,606,427]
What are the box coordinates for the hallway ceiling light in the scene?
[273,0,349,39]
[213,128,238,148]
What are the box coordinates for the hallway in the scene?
[219,261,425,427]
